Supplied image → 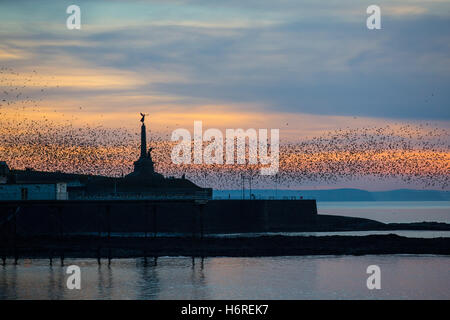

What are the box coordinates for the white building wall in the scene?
[56,183,68,200]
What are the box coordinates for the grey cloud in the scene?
[2,3,449,119]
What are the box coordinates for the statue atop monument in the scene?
[140,112,146,123]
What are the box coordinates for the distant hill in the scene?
[213,189,450,201]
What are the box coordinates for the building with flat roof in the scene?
[0,183,68,200]
[1,114,211,200]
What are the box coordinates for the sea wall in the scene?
[0,199,318,235]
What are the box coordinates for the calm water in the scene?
[318,201,450,223]
[0,255,449,300]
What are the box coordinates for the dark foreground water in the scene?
[1,255,449,300]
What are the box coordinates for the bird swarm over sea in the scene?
[0,67,449,189]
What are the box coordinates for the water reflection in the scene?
[97,264,111,299]
[46,265,64,300]
[0,256,449,300]
[136,258,159,299]
[189,257,207,300]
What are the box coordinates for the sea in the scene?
[0,201,449,300]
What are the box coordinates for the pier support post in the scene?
[1,239,5,265]
[106,205,111,240]
[144,202,149,238]
[1,216,5,265]
[106,205,111,265]
[58,206,64,266]
[152,205,157,238]
[97,205,102,265]
[192,206,197,240]
[13,207,18,265]
[1,206,9,266]
[143,202,149,259]
[199,204,204,240]
[97,246,101,266]
[97,205,102,238]
[58,206,63,239]
[194,200,207,240]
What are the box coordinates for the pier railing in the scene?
[69,190,212,201]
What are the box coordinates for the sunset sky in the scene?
[0,0,449,190]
